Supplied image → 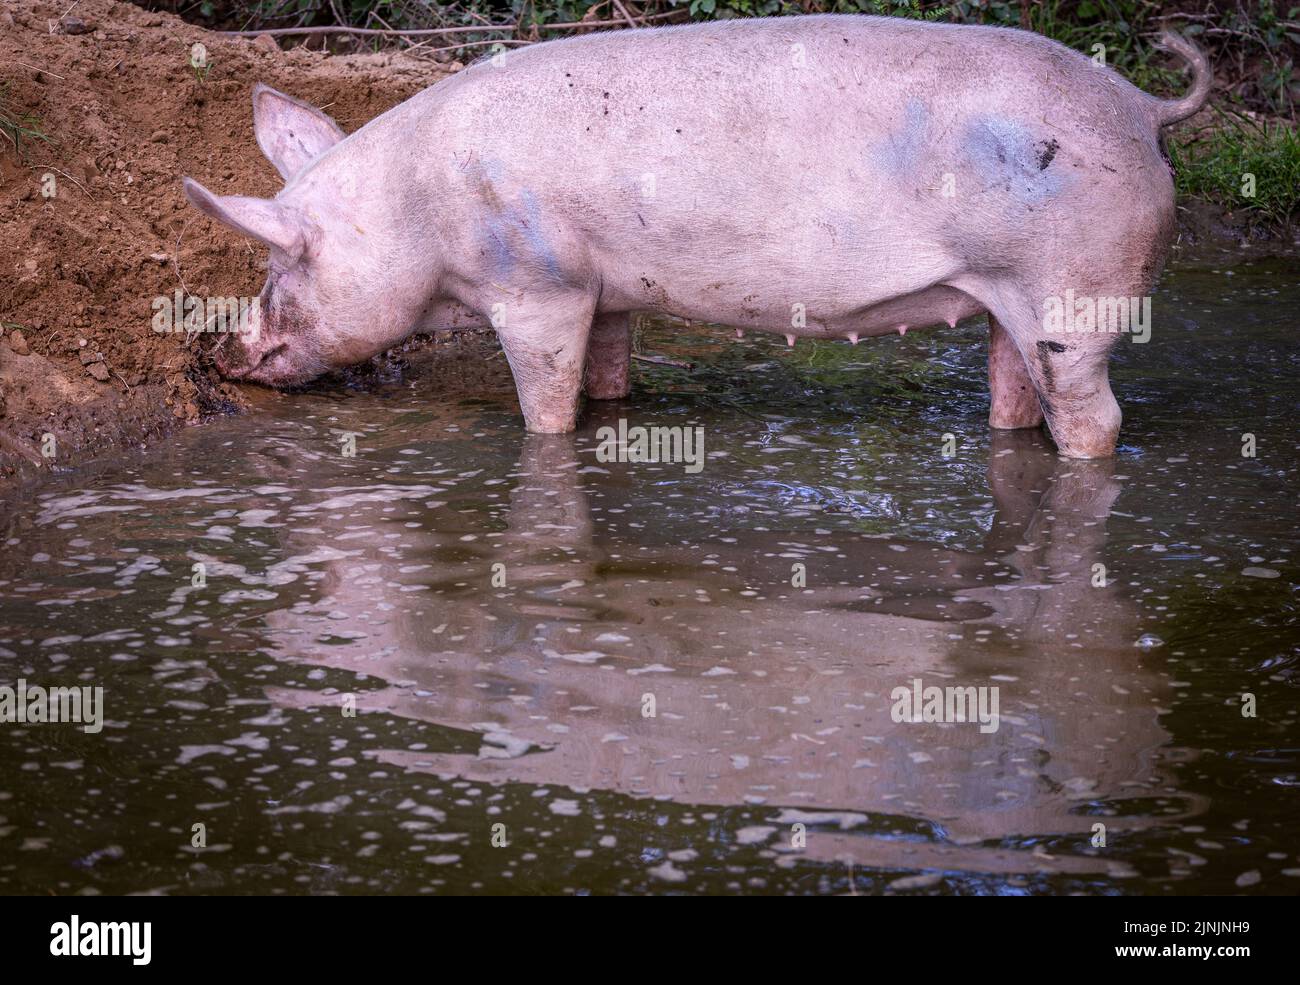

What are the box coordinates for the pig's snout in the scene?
[212,332,279,381]
[211,329,324,388]
[212,334,253,379]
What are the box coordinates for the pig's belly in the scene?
[605,282,987,339]
[428,283,986,338]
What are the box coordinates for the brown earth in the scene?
[0,0,481,487]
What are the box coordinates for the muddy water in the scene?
[1,255,1297,895]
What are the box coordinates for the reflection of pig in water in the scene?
[256,425,1197,875]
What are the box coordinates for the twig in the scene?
[326,0,348,36]
[13,63,67,80]
[423,39,534,55]
[611,0,640,29]
[366,10,408,50]
[223,23,508,39]
[26,165,93,200]
[218,11,686,39]
[49,0,79,34]
[632,353,694,370]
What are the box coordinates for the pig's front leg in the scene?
[1030,342,1122,460]
[584,312,632,400]
[496,297,596,433]
[991,305,1122,459]
[988,315,1044,430]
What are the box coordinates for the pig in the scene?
[183,14,1210,458]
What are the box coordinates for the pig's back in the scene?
[433,14,1157,155]
[418,15,1164,219]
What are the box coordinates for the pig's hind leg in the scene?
[988,315,1044,430]
[584,311,632,400]
[496,295,597,433]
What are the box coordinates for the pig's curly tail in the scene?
[1151,30,1213,127]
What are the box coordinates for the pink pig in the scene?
[184,15,1210,458]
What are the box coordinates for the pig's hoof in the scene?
[1047,419,1121,459]
[1046,397,1122,459]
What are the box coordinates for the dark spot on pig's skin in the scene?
[1158,134,1175,176]
[1035,138,1060,170]
[1036,347,1055,395]
[470,170,504,213]
[637,213,646,227]
[1102,163,1118,174]
[1035,340,1069,403]
[965,118,1065,203]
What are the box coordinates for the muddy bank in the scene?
[0,0,473,486]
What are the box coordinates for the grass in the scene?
[1027,0,1180,95]
[1169,111,1300,232]
[0,82,51,160]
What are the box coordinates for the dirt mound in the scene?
[1,0,455,485]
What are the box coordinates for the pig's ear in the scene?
[183,177,307,263]
[251,83,346,181]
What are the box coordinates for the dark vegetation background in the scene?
[153,1,1298,112]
